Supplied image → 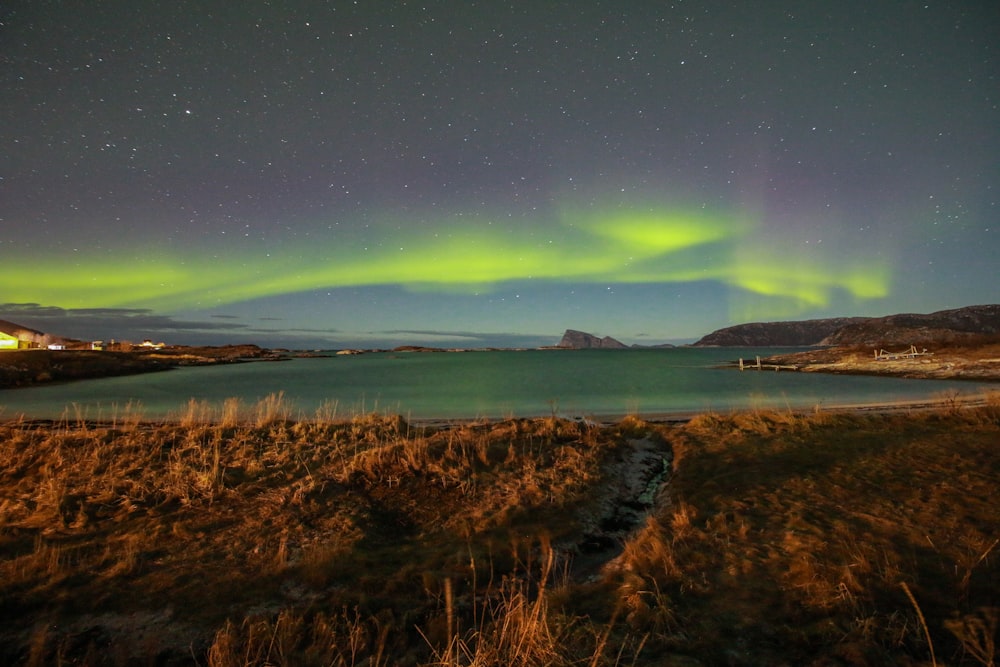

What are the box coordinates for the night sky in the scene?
[2,2,997,349]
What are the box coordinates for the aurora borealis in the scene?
[2,2,997,348]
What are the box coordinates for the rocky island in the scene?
[556,329,628,349]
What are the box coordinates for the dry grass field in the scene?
[1,395,998,665]
[762,337,1000,382]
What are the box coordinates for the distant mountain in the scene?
[557,329,628,349]
[822,304,1000,346]
[693,317,869,347]
[693,304,1000,347]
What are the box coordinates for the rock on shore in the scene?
[0,351,172,388]
[0,345,288,389]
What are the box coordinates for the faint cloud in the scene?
[0,303,551,349]
[378,329,551,348]
[0,302,250,342]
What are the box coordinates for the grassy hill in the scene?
[1,397,998,665]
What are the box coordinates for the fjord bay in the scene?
[0,348,986,422]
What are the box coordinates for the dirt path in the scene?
[564,433,673,580]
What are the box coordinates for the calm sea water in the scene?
[0,348,987,422]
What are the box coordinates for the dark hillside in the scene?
[694,304,1000,347]
[693,317,868,346]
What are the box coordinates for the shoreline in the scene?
[557,389,997,427]
[3,343,997,426]
[3,389,994,430]
[4,342,999,391]
[757,343,1000,383]
[0,346,291,389]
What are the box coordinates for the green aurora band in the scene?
[5,207,890,315]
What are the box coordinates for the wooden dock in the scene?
[738,356,799,372]
[874,345,933,361]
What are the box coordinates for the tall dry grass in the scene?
[0,400,639,664]
[2,400,999,664]
[205,607,391,667]
[419,546,574,667]
[605,406,1000,664]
